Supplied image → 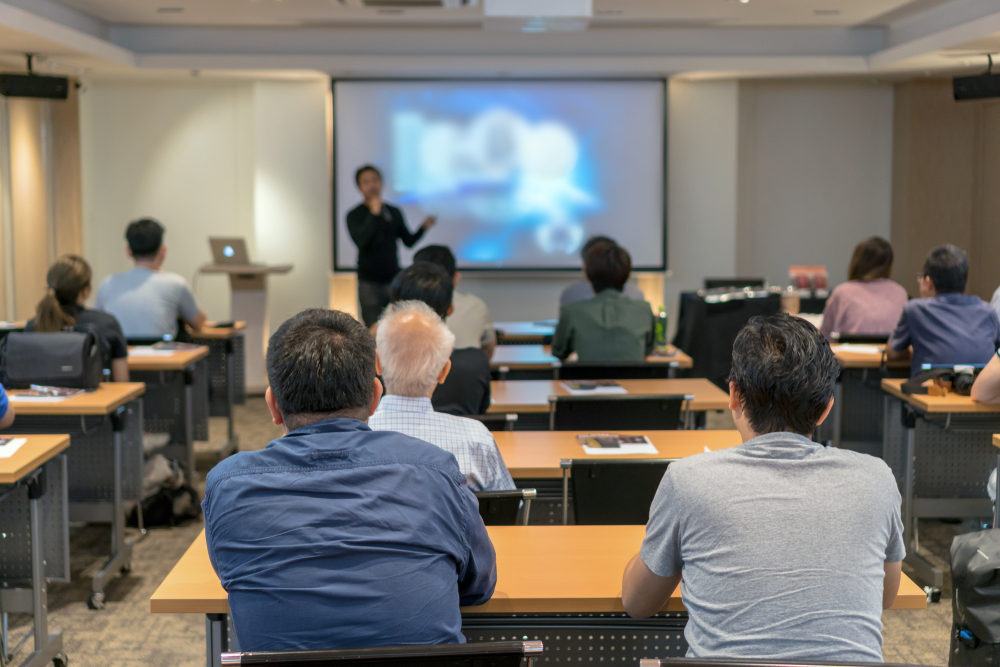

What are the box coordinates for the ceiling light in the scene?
[739,0,749,4]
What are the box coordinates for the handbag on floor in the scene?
[950,528,1000,666]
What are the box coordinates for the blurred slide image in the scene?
[335,80,664,271]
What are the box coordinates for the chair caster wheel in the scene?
[53,652,69,667]
[87,592,105,610]
[121,558,133,574]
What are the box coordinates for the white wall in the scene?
[80,78,330,335]
[736,80,894,289]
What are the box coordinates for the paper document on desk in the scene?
[129,346,175,357]
[0,438,27,458]
[10,386,85,402]
[831,344,882,355]
[560,381,628,395]
[578,434,658,455]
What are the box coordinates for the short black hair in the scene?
[729,313,840,436]
[390,262,454,319]
[585,241,632,293]
[266,309,376,429]
[580,235,616,262]
[355,164,382,186]
[922,244,969,294]
[413,245,457,279]
[125,218,165,259]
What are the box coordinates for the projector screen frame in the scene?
[331,77,668,274]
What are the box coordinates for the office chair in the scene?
[561,459,672,525]
[703,278,766,290]
[832,333,891,345]
[221,640,544,667]
[555,361,671,381]
[548,394,687,431]
[463,413,519,432]
[640,659,936,667]
[476,489,536,525]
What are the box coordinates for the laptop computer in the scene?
[209,238,253,265]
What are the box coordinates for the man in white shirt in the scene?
[370,300,515,492]
[413,245,496,359]
[95,218,206,339]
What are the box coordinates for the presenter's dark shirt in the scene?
[889,293,1000,377]
[202,418,497,652]
[433,348,492,416]
[347,203,425,283]
[26,305,128,373]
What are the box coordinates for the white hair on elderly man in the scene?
[376,300,456,397]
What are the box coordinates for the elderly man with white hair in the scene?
[370,300,515,492]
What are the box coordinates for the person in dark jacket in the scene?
[347,164,436,326]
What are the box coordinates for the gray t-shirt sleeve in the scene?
[884,469,906,563]
[639,468,683,578]
[174,279,201,322]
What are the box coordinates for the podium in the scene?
[200,264,292,393]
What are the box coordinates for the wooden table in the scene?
[488,379,730,420]
[151,526,927,667]
[495,430,741,479]
[2,383,146,610]
[128,346,211,481]
[192,324,248,461]
[825,345,909,454]
[0,435,71,667]
[491,345,694,379]
[881,378,1000,588]
[194,322,247,339]
[494,321,556,344]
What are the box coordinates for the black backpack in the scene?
[0,328,104,389]
[950,528,1000,666]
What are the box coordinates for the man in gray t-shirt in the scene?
[622,313,904,663]
[95,218,206,339]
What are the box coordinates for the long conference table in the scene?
[491,345,694,379]
[151,526,927,667]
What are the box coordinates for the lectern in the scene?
[199,264,292,393]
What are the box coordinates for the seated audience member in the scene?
[413,245,496,359]
[971,352,1000,509]
[560,236,644,308]
[622,313,903,661]
[887,244,1000,377]
[370,301,515,492]
[390,263,491,415]
[25,255,129,382]
[552,241,654,362]
[95,218,206,340]
[203,309,496,652]
[820,237,908,342]
[0,386,13,430]
[992,282,1000,321]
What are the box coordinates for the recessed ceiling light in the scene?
[156,6,184,12]
[739,0,749,4]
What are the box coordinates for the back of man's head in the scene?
[413,245,457,280]
[377,301,456,397]
[729,313,840,436]
[125,218,165,261]
[585,241,632,293]
[390,262,454,319]
[923,244,969,294]
[266,309,376,430]
[580,235,616,263]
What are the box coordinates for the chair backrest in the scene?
[221,640,544,667]
[476,489,536,525]
[549,395,686,431]
[555,362,671,381]
[833,333,890,345]
[562,459,671,525]
[463,413,519,432]
[640,660,935,667]
[703,277,766,290]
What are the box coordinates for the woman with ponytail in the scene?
[25,255,130,382]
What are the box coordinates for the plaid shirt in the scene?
[370,395,516,492]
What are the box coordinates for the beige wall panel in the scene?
[52,82,83,258]
[9,98,49,321]
[975,101,1000,300]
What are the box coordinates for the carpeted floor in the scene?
[3,399,964,666]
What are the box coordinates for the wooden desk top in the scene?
[6,383,145,416]
[491,345,693,370]
[882,379,1000,413]
[127,346,210,371]
[193,322,247,339]
[832,345,909,369]
[0,435,70,484]
[495,321,556,338]
[495,430,742,478]
[150,527,926,615]
[489,379,730,413]
[993,434,999,449]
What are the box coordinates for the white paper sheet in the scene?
[0,438,27,458]
[582,443,659,455]
[560,383,628,396]
[128,347,175,357]
[9,395,69,403]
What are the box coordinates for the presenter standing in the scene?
[347,164,437,326]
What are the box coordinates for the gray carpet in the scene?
[3,399,963,666]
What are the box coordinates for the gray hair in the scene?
[376,300,456,397]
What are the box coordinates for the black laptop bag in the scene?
[0,329,104,389]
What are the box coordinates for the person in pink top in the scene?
[820,237,908,342]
